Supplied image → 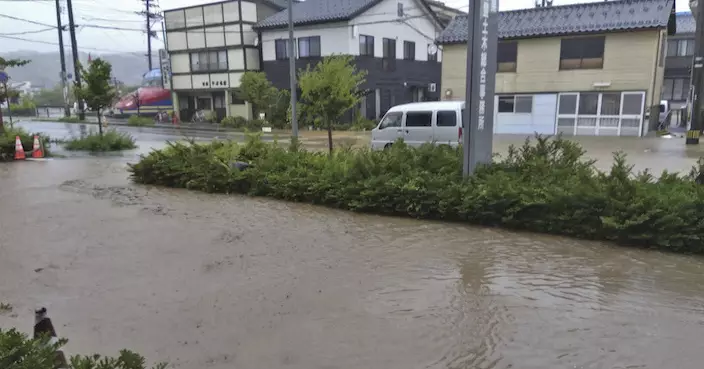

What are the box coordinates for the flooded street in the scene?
[2,132,704,368]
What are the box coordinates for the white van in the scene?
[370,101,465,150]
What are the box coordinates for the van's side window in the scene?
[436,111,457,127]
[379,112,403,129]
[405,111,432,127]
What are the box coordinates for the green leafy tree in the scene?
[33,85,75,107]
[297,55,366,152]
[238,71,278,120]
[0,57,30,133]
[75,58,117,136]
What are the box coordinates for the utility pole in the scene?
[288,0,298,138]
[140,0,162,71]
[54,0,70,117]
[688,0,704,144]
[65,0,84,120]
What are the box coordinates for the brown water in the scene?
[1,151,704,369]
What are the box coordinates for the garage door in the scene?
[494,94,557,135]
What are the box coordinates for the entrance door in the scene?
[196,97,212,110]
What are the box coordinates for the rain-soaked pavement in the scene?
[1,124,704,369]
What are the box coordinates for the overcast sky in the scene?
[0,0,692,55]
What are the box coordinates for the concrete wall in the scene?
[441,30,662,105]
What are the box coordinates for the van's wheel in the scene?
[383,143,393,150]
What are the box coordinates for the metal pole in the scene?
[287,0,298,137]
[65,0,84,120]
[463,0,498,175]
[55,0,70,118]
[146,0,153,70]
[688,1,704,144]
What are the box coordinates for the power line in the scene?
[0,34,145,55]
[0,26,55,35]
[0,12,58,28]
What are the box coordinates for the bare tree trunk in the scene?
[327,118,333,154]
[0,105,4,134]
[97,111,103,136]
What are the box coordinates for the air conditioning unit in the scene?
[428,83,437,92]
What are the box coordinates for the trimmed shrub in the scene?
[0,127,52,161]
[0,328,166,369]
[128,134,704,254]
[57,116,84,123]
[220,116,266,131]
[64,130,136,152]
[127,115,154,127]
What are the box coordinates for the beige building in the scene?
[437,0,677,136]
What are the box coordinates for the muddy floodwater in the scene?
[2,154,704,369]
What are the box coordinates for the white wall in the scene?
[261,22,350,61]
[260,0,441,61]
[351,0,441,61]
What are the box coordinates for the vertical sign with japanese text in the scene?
[463,0,498,175]
[159,49,172,90]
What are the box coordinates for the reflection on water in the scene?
[1,159,704,369]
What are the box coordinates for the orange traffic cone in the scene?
[14,136,25,160]
[34,307,68,368]
[32,135,44,158]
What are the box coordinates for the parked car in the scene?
[371,101,464,150]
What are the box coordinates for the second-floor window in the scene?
[662,77,691,101]
[298,36,321,58]
[559,36,605,70]
[360,35,374,56]
[403,41,415,60]
[497,41,517,72]
[667,39,694,57]
[383,38,396,71]
[275,39,292,60]
[190,50,227,72]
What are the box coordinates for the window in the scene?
[428,43,437,62]
[675,39,695,56]
[497,95,532,113]
[383,38,396,71]
[559,36,605,70]
[662,78,691,101]
[578,92,599,114]
[298,36,321,58]
[231,89,245,104]
[403,41,415,60]
[379,111,402,129]
[622,94,643,115]
[497,41,517,72]
[360,35,374,56]
[558,94,577,114]
[189,50,227,72]
[275,39,291,60]
[405,111,432,127]
[436,111,457,127]
[600,93,621,115]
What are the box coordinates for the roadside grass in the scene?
[63,130,137,152]
[127,116,155,127]
[0,127,52,161]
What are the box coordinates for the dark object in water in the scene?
[231,161,251,171]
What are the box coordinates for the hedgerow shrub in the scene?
[128,134,704,254]
[64,130,136,152]
[127,116,154,127]
[0,328,166,369]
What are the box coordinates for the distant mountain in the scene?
[2,51,158,88]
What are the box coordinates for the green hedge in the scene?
[127,115,155,127]
[0,127,52,161]
[128,135,704,254]
[64,130,136,152]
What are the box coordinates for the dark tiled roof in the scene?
[255,0,383,29]
[254,0,441,30]
[675,11,695,33]
[437,0,675,44]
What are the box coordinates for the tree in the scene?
[0,57,30,133]
[238,71,278,120]
[297,55,366,153]
[33,85,75,107]
[75,58,117,136]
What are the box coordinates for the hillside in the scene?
[1,51,158,88]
